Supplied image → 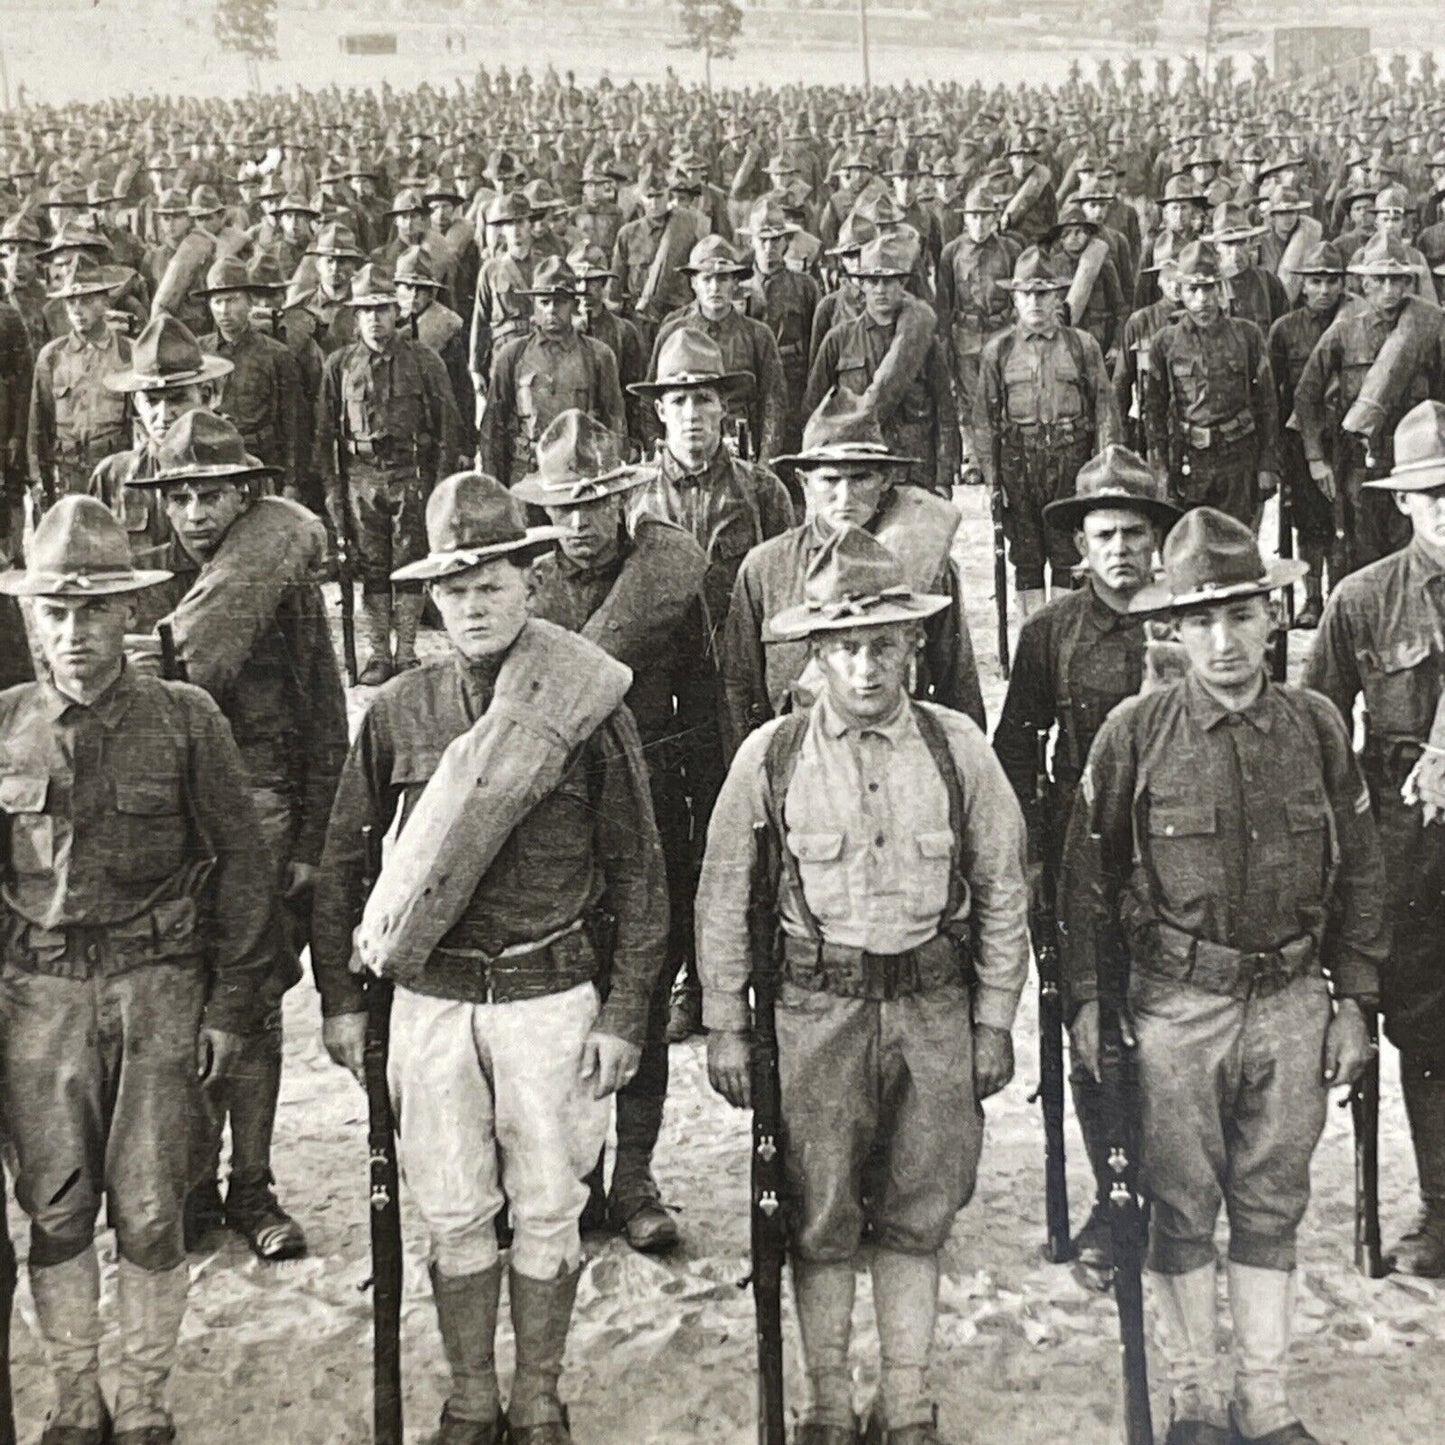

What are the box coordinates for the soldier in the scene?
[426,175,481,325]
[1142,240,1278,528]
[373,187,455,306]
[1209,207,1288,338]
[1306,399,1445,1280]
[282,222,365,360]
[1044,199,1127,361]
[991,445,1179,1286]
[28,255,131,500]
[314,263,461,684]
[1000,133,1058,247]
[193,254,307,500]
[723,389,984,755]
[129,410,347,1263]
[1293,232,1445,575]
[740,197,821,457]
[519,410,707,1252]
[1267,242,1359,626]
[700,523,1028,1445]
[142,189,192,298]
[265,194,322,286]
[571,158,628,256]
[0,495,274,1445]
[568,241,647,446]
[610,165,708,356]
[3,211,55,356]
[817,144,879,250]
[1254,186,1313,279]
[1114,255,1184,457]
[1345,185,1437,302]
[649,235,787,462]
[808,214,875,366]
[395,244,475,457]
[90,314,233,560]
[627,327,796,1041]
[1064,506,1385,1445]
[1134,174,1209,310]
[38,225,149,339]
[150,184,241,338]
[312,471,667,1445]
[975,246,1121,615]
[936,182,1021,479]
[480,257,624,488]
[470,192,537,411]
[806,234,959,495]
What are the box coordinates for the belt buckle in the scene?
[861,952,889,1002]
[1239,950,1285,999]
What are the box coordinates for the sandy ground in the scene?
[7,489,1443,1444]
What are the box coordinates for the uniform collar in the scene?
[660,443,729,488]
[1405,536,1445,584]
[39,660,137,727]
[816,688,912,742]
[1184,670,1274,733]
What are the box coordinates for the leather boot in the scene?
[359,592,393,685]
[431,1263,503,1441]
[793,1259,856,1434]
[31,1253,108,1445]
[113,1259,187,1442]
[666,974,702,1043]
[611,1089,679,1254]
[1293,545,1325,630]
[1152,1265,1226,1439]
[507,1266,581,1442]
[392,592,424,670]
[1228,1263,1307,1444]
[1389,1056,1445,1277]
[1068,1069,1115,1286]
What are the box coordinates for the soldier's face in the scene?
[163,479,247,562]
[63,294,108,334]
[802,464,890,532]
[1177,596,1272,694]
[134,385,205,443]
[810,621,919,725]
[357,304,398,351]
[1363,273,1411,316]
[582,180,613,206]
[395,281,429,318]
[430,556,534,662]
[317,255,352,293]
[1217,240,1249,278]
[642,191,669,221]
[546,495,623,567]
[1015,291,1058,330]
[1376,208,1405,238]
[1181,279,1222,323]
[694,271,736,318]
[209,290,252,335]
[499,219,532,254]
[963,211,995,242]
[1164,202,1200,236]
[1394,485,1445,552]
[355,176,376,198]
[891,176,915,206]
[161,214,192,243]
[279,213,310,242]
[431,202,455,230]
[1060,224,1090,258]
[532,293,574,335]
[861,274,906,324]
[1075,508,1156,597]
[33,594,132,696]
[755,233,788,272]
[1302,275,1344,314]
[656,386,724,467]
[1081,201,1108,228]
[1269,210,1298,240]
[1,245,34,284]
[398,212,428,244]
[1349,199,1370,227]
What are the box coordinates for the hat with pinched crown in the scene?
[1174,240,1225,285]
[1043,444,1180,532]
[104,313,233,393]
[518,256,579,298]
[767,524,948,641]
[1129,506,1307,613]
[626,327,754,402]
[136,408,279,489]
[679,234,751,277]
[566,241,614,281]
[1348,232,1418,277]
[192,254,259,298]
[999,246,1069,293]
[960,180,1003,213]
[305,222,364,260]
[0,494,171,597]
[343,263,399,308]
[852,232,915,280]
[512,410,645,507]
[747,196,798,242]
[47,253,119,301]
[385,187,429,218]
[394,246,444,289]
[1287,241,1345,276]
[825,213,877,257]
[772,388,918,471]
[390,472,561,583]
[1365,400,1445,492]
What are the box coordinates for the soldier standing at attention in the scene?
[314,264,460,684]
[0,496,274,1445]
[699,524,1028,1445]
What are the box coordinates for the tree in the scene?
[214,0,278,91]
[673,0,743,95]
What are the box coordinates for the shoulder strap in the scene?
[761,713,823,944]
[911,703,972,927]
[1061,325,1096,412]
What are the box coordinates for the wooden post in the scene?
[858,0,871,93]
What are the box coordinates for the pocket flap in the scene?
[1285,798,1329,831]
[915,830,954,860]
[1371,637,1432,675]
[391,748,443,786]
[1148,802,1216,838]
[0,775,47,813]
[787,830,844,864]
[113,779,180,816]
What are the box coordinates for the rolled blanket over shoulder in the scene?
[859,294,937,419]
[355,618,633,981]
[1277,216,1322,303]
[1342,296,1445,437]
[1064,236,1110,328]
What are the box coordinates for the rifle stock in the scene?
[1032,731,1072,1263]
[157,621,187,684]
[361,822,404,1445]
[748,820,787,1445]
[989,474,1010,679]
[335,412,359,686]
[1351,1007,1385,1279]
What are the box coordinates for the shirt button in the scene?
[1164,825,1175,836]
[868,782,879,793]
[875,834,885,847]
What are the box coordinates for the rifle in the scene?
[747,819,787,1445]
[361,821,404,1445]
[157,621,187,684]
[1349,1007,1385,1278]
[1031,731,1072,1264]
[1095,917,1152,1445]
[334,409,359,686]
[989,471,1010,679]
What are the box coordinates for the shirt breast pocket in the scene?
[909,829,956,916]
[0,775,55,876]
[1146,800,1218,911]
[1169,356,1204,408]
[108,777,186,883]
[1362,636,1435,735]
[786,829,848,922]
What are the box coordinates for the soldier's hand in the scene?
[322,1011,368,1086]
[973,1022,1015,1100]
[707,1029,752,1109]
[197,1027,246,1091]
[1402,750,1445,825]
[1323,997,1374,1091]
[1256,470,1278,499]
[1068,1001,1101,1081]
[283,861,317,903]
[1308,458,1336,500]
[580,1030,641,1100]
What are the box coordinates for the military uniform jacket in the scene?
[740,266,820,399]
[7,278,54,359]
[1227,266,1288,340]
[649,303,787,461]
[479,329,625,487]
[200,325,306,488]
[410,301,475,450]
[1113,297,1179,447]
[469,248,534,381]
[1142,311,1277,469]
[581,307,647,445]
[936,231,1022,365]
[28,327,132,482]
[573,202,624,256]
[283,289,358,358]
[150,227,218,335]
[314,335,461,498]
[609,207,709,325]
